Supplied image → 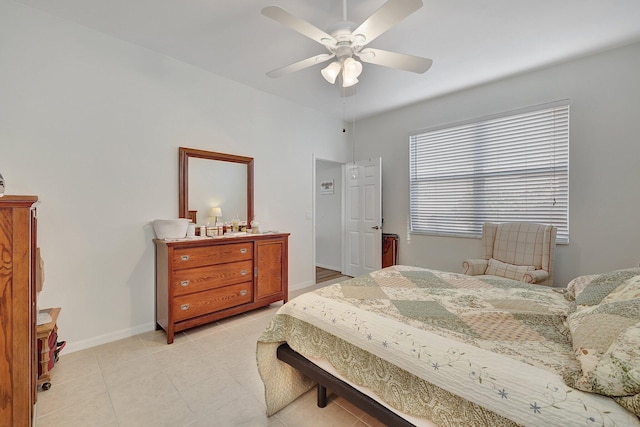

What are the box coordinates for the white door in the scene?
[344,158,382,277]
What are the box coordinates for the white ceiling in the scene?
[14,0,640,120]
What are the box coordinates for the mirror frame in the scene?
[178,147,254,224]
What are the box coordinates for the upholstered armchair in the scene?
[462,222,557,286]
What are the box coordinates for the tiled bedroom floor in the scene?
[35,279,383,426]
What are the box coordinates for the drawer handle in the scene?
[240,290,248,296]
[240,270,247,276]
[180,304,190,311]
[180,255,190,261]
[240,248,247,254]
[180,280,189,287]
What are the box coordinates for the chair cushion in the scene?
[484,258,535,282]
[563,268,640,414]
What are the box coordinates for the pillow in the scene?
[575,268,640,306]
[564,269,640,412]
[565,274,598,301]
[485,258,535,282]
[566,268,640,302]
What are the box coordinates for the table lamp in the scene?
[208,207,223,225]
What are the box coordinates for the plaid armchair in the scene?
[462,222,557,286]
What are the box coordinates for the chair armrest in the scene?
[522,270,549,284]
[463,259,488,276]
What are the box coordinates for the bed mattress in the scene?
[257,265,639,426]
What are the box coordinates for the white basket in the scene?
[152,219,189,239]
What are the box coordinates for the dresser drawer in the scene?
[172,242,253,270]
[172,260,253,296]
[172,282,253,322]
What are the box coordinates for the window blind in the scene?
[409,101,569,243]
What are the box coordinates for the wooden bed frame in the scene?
[277,343,415,427]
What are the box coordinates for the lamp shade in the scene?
[343,57,363,78]
[210,207,222,218]
[321,61,341,84]
[342,57,363,88]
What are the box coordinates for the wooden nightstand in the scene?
[37,307,62,391]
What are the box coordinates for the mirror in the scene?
[179,147,254,225]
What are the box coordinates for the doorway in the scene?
[315,159,344,281]
[314,157,382,283]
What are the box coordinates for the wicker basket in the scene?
[152,219,189,239]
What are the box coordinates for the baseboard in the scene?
[63,321,156,354]
[289,279,314,292]
[62,280,317,354]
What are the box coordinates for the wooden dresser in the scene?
[0,195,38,426]
[155,233,289,344]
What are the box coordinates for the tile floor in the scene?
[35,278,385,427]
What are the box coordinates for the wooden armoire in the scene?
[0,195,39,426]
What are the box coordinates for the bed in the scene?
[257,265,640,426]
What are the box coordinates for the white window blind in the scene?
[409,101,569,243]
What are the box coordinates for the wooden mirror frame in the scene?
[178,147,254,224]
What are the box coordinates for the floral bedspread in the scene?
[257,266,640,426]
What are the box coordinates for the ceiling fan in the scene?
[262,0,433,89]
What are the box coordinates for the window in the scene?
[409,101,569,243]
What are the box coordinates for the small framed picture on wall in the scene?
[320,179,334,195]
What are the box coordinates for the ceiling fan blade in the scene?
[266,53,335,78]
[357,48,432,73]
[352,0,423,45]
[262,6,337,46]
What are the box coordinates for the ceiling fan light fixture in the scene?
[341,57,362,87]
[342,75,359,88]
[343,57,363,78]
[321,61,341,84]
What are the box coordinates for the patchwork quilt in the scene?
[257,266,640,426]
[563,268,640,416]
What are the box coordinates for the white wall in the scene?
[356,41,640,288]
[315,159,343,271]
[0,1,349,351]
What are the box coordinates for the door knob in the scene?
[371,225,380,230]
